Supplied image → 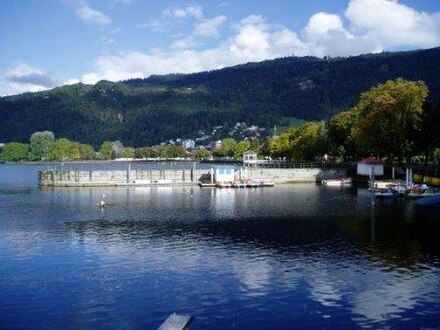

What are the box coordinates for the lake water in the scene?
[1,163,440,329]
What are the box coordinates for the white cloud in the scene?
[169,15,227,50]
[194,15,227,37]
[4,0,440,95]
[163,5,203,19]
[64,78,80,85]
[170,37,199,50]
[79,14,310,84]
[345,0,440,48]
[304,12,348,42]
[0,64,60,96]
[302,11,382,57]
[139,5,205,33]
[100,36,115,45]
[63,0,112,26]
[76,3,112,25]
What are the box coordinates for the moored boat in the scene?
[374,189,398,199]
[322,177,352,186]
[232,181,247,188]
[415,193,440,206]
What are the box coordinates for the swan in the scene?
[97,194,106,207]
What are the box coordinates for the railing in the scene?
[244,162,355,169]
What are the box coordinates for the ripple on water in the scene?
[1,181,440,329]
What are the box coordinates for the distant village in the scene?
[160,122,266,151]
[0,122,270,162]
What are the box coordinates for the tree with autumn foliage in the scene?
[350,78,428,163]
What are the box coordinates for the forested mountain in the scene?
[1,47,440,147]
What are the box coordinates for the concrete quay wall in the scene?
[38,169,207,187]
[243,167,348,183]
[38,167,348,187]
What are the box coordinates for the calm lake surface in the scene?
[1,163,440,329]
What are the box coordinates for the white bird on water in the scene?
[97,194,106,207]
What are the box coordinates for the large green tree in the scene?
[47,138,71,161]
[0,142,29,161]
[100,141,114,160]
[415,101,440,164]
[233,140,251,160]
[261,122,327,161]
[327,109,359,161]
[30,131,55,160]
[217,138,237,158]
[351,78,428,163]
[289,122,327,161]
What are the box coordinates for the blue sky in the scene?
[1,0,439,95]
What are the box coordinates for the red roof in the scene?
[359,157,382,164]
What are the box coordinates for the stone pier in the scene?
[38,166,349,187]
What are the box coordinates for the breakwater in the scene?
[38,167,348,187]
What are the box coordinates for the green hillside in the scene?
[1,47,440,147]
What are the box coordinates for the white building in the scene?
[243,150,258,164]
[214,166,236,182]
[357,157,384,177]
[182,139,195,149]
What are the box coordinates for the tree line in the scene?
[260,78,440,165]
[2,47,440,147]
[0,132,254,162]
[1,78,439,165]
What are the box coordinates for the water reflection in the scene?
[1,180,440,329]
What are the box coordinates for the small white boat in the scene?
[232,181,247,188]
[321,177,352,186]
[198,181,216,187]
[246,181,261,188]
[374,189,398,199]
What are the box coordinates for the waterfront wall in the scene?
[38,169,206,187]
[242,167,347,183]
[38,167,348,187]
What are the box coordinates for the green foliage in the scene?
[434,148,440,164]
[233,141,251,160]
[415,102,440,162]
[216,138,237,158]
[135,147,157,158]
[289,122,328,161]
[154,145,186,158]
[327,109,359,160]
[30,131,55,160]
[47,138,71,161]
[193,148,212,160]
[261,128,294,159]
[0,142,29,161]
[78,143,96,160]
[351,78,428,162]
[100,141,113,160]
[276,117,308,134]
[261,122,327,161]
[1,133,95,161]
[122,147,135,158]
[1,48,440,147]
